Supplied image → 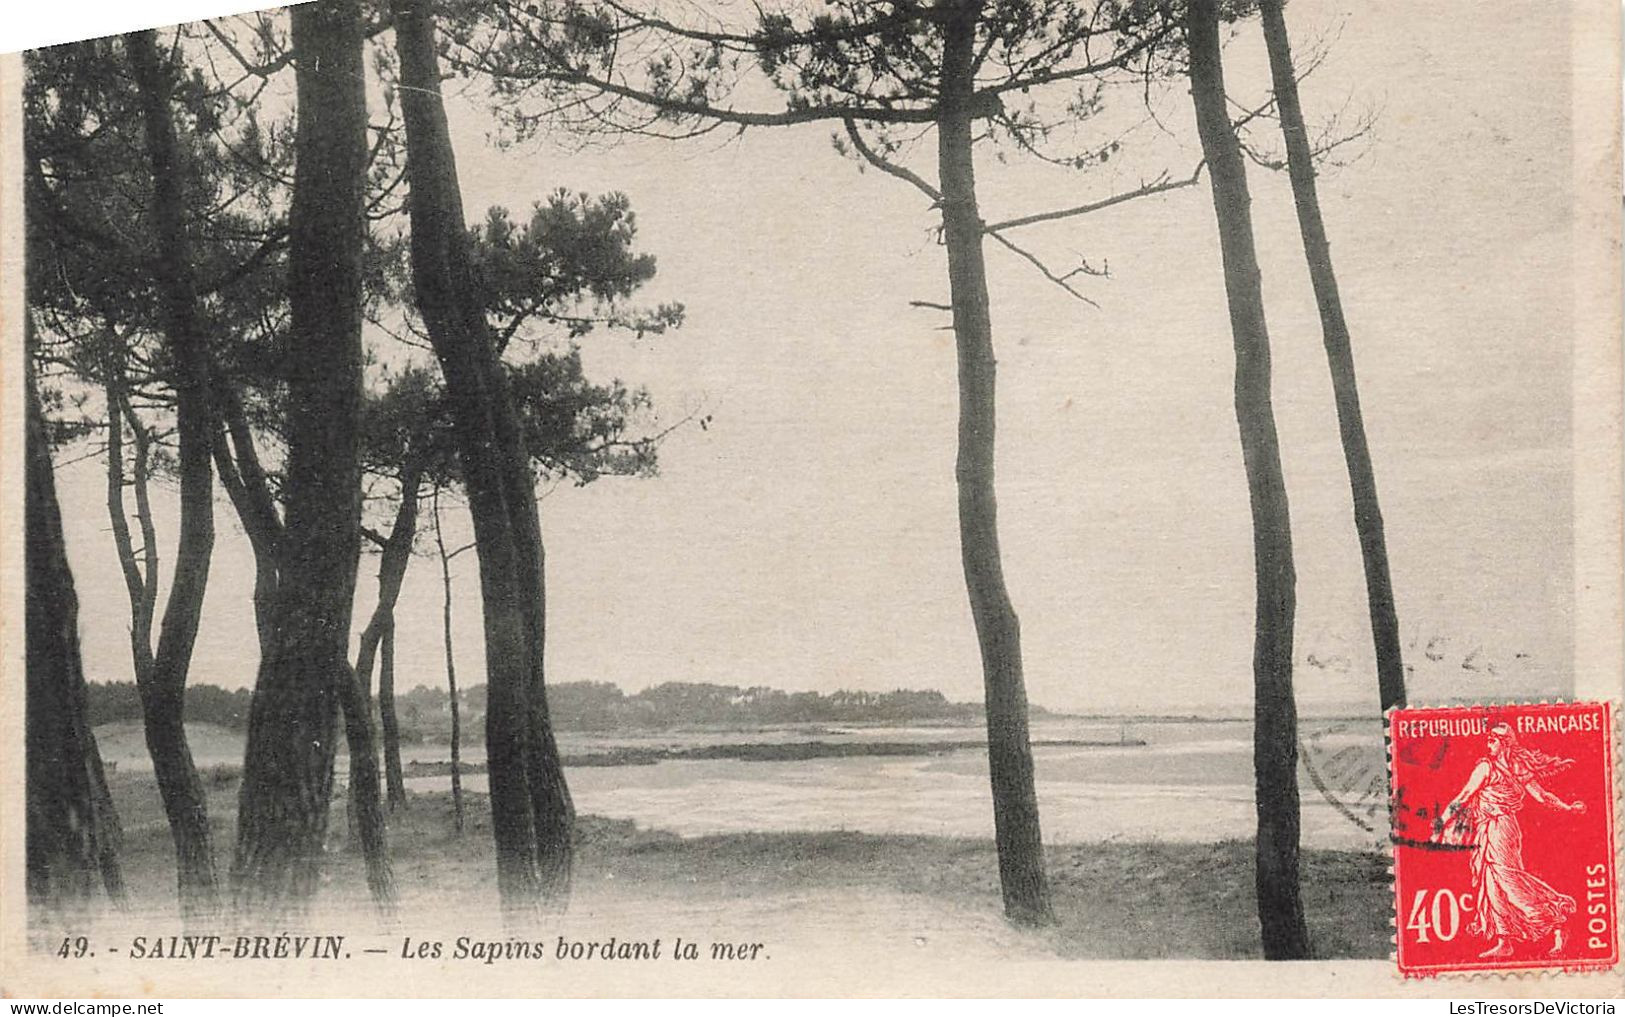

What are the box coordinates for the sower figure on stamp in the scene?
[1436,722,1586,958]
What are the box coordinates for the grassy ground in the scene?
[101,769,1391,961]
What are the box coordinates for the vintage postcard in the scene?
[0,0,1620,999]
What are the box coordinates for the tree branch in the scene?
[982,161,1205,233]
[985,233,1101,308]
[202,19,295,80]
[843,119,942,203]
[196,228,288,297]
[592,0,937,50]
[474,10,942,128]
[974,26,1177,100]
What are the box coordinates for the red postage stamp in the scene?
[1388,701,1618,977]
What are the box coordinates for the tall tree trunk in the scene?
[1186,0,1310,960]
[104,362,156,687]
[212,360,394,907]
[124,394,161,644]
[209,377,281,651]
[26,348,126,907]
[99,369,153,909]
[232,0,369,912]
[935,0,1052,928]
[214,395,394,909]
[354,463,422,815]
[393,0,573,914]
[126,28,221,915]
[332,649,395,908]
[1259,0,1405,713]
[433,488,466,834]
[378,622,408,809]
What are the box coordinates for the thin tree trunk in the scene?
[1259,0,1405,713]
[125,397,161,641]
[1186,0,1310,960]
[209,377,281,650]
[393,0,573,915]
[935,0,1052,928]
[379,622,407,809]
[233,0,369,913]
[104,363,155,686]
[26,348,126,907]
[354,462,423,815]
[332,653,395,908]
[126,28,221,915]
[448,660,465,835]
[354,473,421,692]
[433,488,465,834]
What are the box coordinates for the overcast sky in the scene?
[49,1,1578,716]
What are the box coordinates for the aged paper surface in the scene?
[0,0,1620,998]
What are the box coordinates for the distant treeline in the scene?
[549,682,1002,730]
[85,680,1005,739]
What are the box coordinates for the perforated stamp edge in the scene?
[1383,699,1621,981]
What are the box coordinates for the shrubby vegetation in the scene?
[85,679,1005,737]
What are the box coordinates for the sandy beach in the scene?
[70,756,1392,966]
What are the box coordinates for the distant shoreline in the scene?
[84,678,1387,743]
[89,715,1386,773]
[403,736,1150,774]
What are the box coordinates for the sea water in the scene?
[394,717,1392,851]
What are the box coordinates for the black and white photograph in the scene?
[2,0,1620,998]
